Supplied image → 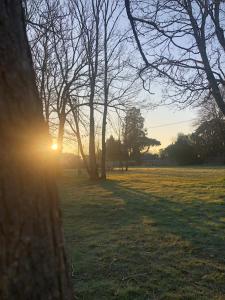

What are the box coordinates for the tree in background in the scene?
[163,134,200,165]
[27,0,88,153]
[81,0,102,180]
[162,114,225,165]
[106,136,122,162]
[198,98,225,124]
[105,135,125,170]
[27,0,142,180]
[100,0,136,180]
[0,1,72,299]
[70,0,140,180]
[192,119,225,163]
[123,108,160,162]
[193,95,225,163]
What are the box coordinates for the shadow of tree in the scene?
[63,174,225,299]
[98,179,225,261]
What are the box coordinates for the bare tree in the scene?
[27,0,143,181]
[87,0,103,179]
[26,0,59,130]
[99,0,143,179]
[101,0,124,179]
[52,7,87,153]
[28,0,87,153]
[71,0,103,179]
[0,1,72,299]
[197,90,225,125]
[68,96,90,174]
[125,0,225,116]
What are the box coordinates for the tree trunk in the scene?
[101,105,107,180]
[57,99,67,154]
[89,99,98,180]
[101,12,108,181]
[101,104,107,180]
[72,105,90,175]
[57,114,66,154]
[0,1,72,299]
[87,1,100,181]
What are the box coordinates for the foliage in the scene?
[162,116,225,165]
[123,107,160,161]
[192,118,225,162]
[106,136,124,162]
[163,134,200,165]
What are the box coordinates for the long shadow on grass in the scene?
[64,177,225,299]
[97,179,225,263]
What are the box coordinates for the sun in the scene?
[51,143,58,151]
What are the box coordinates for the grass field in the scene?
[60,167,225,300]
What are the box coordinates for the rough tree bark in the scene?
[0,1,72,299]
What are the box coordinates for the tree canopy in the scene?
[123,107,160,161]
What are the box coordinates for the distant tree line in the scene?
[161,102,225,165]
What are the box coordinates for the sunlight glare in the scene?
[51,143,58,151]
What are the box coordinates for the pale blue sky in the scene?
[118,7,199,152]
[143,105,197,152]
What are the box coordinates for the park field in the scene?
[60,167,225,300]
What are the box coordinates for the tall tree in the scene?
[0,1,72,299]
[68,96,90,175]
[28,0,87,153]
[101,0,121,179]
[100,0,138,179]
[123,107,160,161]
[26,0,56,130]
[72,0,103,179]
[87,0,103,179]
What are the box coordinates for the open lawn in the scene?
[60,167,225,300]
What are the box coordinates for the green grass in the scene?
[60,167,225,300]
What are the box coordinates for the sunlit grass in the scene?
[60,167,225,300]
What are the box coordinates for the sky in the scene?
[143,105,198,153]
[62,100,198,155]
[60,6,199,155]
[116,13,199,153]
[61,79,199,155]
[136,83,199,153]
